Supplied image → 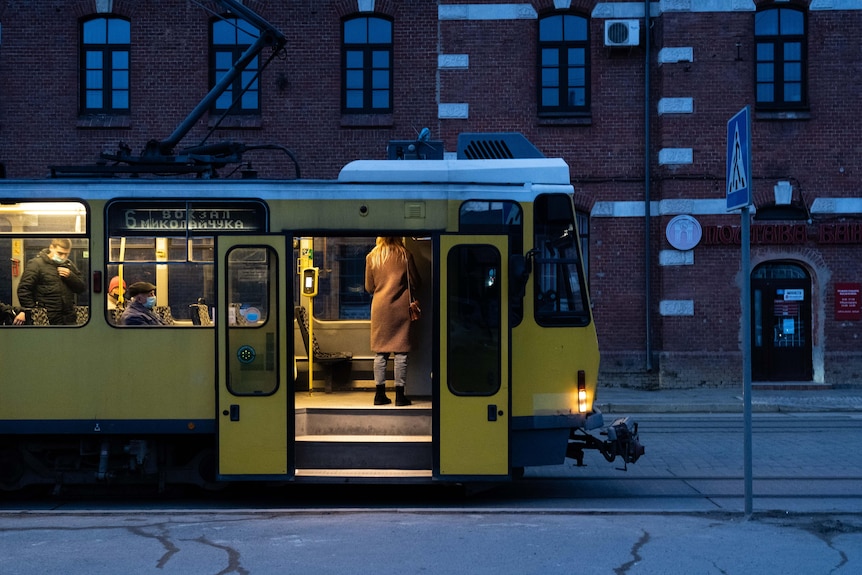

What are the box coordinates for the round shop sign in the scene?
[666,215,702,251]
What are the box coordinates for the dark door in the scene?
[751,262,812,381]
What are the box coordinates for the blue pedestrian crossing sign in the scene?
[726,106,752,211]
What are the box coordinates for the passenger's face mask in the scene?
[51,255,65,264]
[144,296,157,309]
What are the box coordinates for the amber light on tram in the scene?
[577,370,587,413]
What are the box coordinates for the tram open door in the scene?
[439,236,510,479]
[216,236,292,480]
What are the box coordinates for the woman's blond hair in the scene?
[368,236,407,269]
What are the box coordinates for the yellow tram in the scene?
[0,156,642,490]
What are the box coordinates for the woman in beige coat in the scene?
[365,237,420,406]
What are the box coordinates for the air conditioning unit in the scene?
[604,20,640,47]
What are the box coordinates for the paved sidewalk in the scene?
[595,385,862,414]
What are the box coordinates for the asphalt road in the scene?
[2,412,861,574]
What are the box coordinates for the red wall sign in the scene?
[835,283,861,320]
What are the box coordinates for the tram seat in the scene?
[30,307,49,325]
[227,303,249,326]
[189,303,212,326]
[294,306,352,393]
[153,306,175,325]
[109,305,124,325]
[76,306,89,325]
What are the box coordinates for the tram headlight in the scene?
[577,370,587,413]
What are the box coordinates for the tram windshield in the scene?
[533,194,590,326]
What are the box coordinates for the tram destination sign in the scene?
[108,201,266,236]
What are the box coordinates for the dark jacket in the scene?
[17,249,86,325]
[1,302,22,325]
[120,301,165,326]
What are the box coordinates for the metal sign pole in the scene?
[727,106,753,515]
[741,205,753,515]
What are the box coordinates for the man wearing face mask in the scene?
[120,282,165,326]
[17,238,86,325]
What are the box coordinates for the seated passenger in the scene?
[1,301,26,325]
[120,282,165,326]
[108,276,126,310]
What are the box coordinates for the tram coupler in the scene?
[566,417,644,469]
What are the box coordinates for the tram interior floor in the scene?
[294,390,431,410]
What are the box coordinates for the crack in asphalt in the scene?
[613,529,650,575]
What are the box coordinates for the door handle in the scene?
[487,404,498,421]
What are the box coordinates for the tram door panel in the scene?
[752,274,812,382]
[439,236,509,478]
[216,236,291,479]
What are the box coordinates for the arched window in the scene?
[211,17,261,114]
[755,5,807,110]
[537,13,590,115]
[342,16,393,114]
[80,17,130,113]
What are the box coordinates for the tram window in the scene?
[460,201,524,324]
[227,247,270,326]
[447,245,501,395]
[301,237,376,320]
[533,194,590,326]
[0,202,87,235]
[0,202,89,326]
[106,237,215,326]
[459,201,523,252]
[106,201,263,326]
[226,246,278,396]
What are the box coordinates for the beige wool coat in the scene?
[365,250,420,353]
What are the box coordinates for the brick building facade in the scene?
[0,0,860,388]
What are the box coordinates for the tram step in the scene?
[294,435,433,470]
[296,407,431,436]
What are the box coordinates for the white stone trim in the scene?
[439,4,537,21]
[593,198,862,217]
[811,198,862,214]
[438,54,469,69]
[658,97,694,115]
[660,300,695,316]
[95,0,114,13]
[357,0,375,13]
[592,3,649,18]
[591,201,658,218]
[658,47,694,64]
[438,103,469,119]
[660,250,695,266]
[590,0,860,15]
[658,148,693,165]
[810,0,862,10]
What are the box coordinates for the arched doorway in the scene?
[751,261,813,381]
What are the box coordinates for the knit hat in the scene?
[109,276,126,293]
